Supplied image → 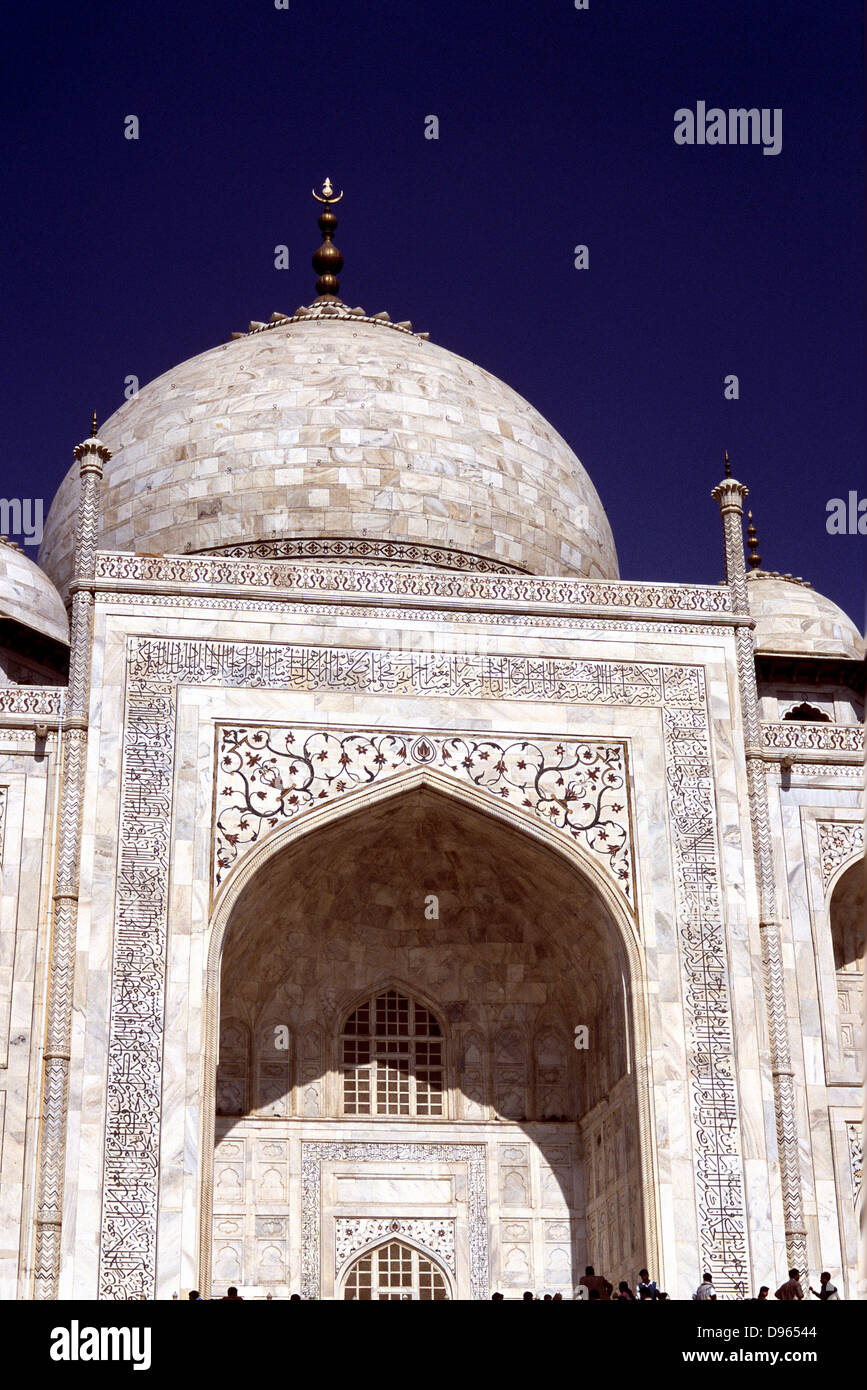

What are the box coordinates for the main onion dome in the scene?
[38,302,618,600]
[0,536,68,646]
[747,571,864,661]
[40,183,617,598]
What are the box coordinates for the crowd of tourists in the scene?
[188,1265,842,1300]
[490,1265,842,1302]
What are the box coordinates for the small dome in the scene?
[38,307,618,599]
[747,572,864,661]
[0,538,69,646]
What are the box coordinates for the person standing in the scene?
[636,1268,659,1300]
[579,1265,613,1300]
[693,1272,716,1300]
[809,1272,840,1300]
[775,1269,804,1300]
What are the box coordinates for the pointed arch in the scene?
[196,770,656,1295]
[339,1236,454,1300]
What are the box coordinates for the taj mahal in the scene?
[0,184,862,1300]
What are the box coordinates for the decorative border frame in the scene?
[97,636,749,1299]
[302,1143,486,1299]
[92,551,734,615]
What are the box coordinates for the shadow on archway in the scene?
[204,784,654,1300]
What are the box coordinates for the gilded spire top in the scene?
[746,509,762,569]
[724,449,731,479]
[312,177,343,205]
[312,177,344,300]
[91,410,99,438]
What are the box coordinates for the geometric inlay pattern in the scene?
[213,727,634,904]
[98,637,748,1299]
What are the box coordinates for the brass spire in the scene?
[746,510,761,569]
[91,410,99,438]
[311,177,344,300]
[724,450,731,479]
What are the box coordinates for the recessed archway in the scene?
[829,857,865,1077]
[199,775,657,1299]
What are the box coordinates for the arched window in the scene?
[343,1241,449,1300]
[782,701,830,723]
[341,988,444,1117]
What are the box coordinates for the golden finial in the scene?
[746,510,761,569]
[91,410,98,438]
[724,450,731,479]
[312,178,344,299]
[312,177,343,205]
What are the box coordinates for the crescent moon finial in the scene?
[312,177,343,204]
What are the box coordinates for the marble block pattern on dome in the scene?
[0,539,68,646]
[38,317,619,598]
[747,573,865,660]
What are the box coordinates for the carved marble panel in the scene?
[817,822,864,892]
[335,1218,456,1276]
[302,1143,488,1299]
[213,726,634,906]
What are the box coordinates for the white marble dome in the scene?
[0,537,68,646]
[39,306,619,599]
[747,572,864,660]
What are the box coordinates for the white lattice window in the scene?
[341,989,445,1117]
[342,1240,449,1300]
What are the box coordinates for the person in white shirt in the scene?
[809,1271,840,1300]
[693,1272,716,1300]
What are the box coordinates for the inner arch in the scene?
[206,784,651,1298]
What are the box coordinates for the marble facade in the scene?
[0,553,861,1299]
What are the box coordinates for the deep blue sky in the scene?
[2,0,864,624]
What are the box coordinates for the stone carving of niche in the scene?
[216,1020,250,1117]
[459,1030,488,1120]
[534,1029,571,1121]
[499,1143,530,1210]
[494,1028,528,1121]
[296,1021,324,1117]
[255,1018,292,1118]
[500,1221,533,1290]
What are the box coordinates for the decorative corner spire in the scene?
[311,178,344,300]
[91,410,99,438]
[746,510,762,570]
[724,449,731,479]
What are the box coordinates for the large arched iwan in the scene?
[198,771,658,1298]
